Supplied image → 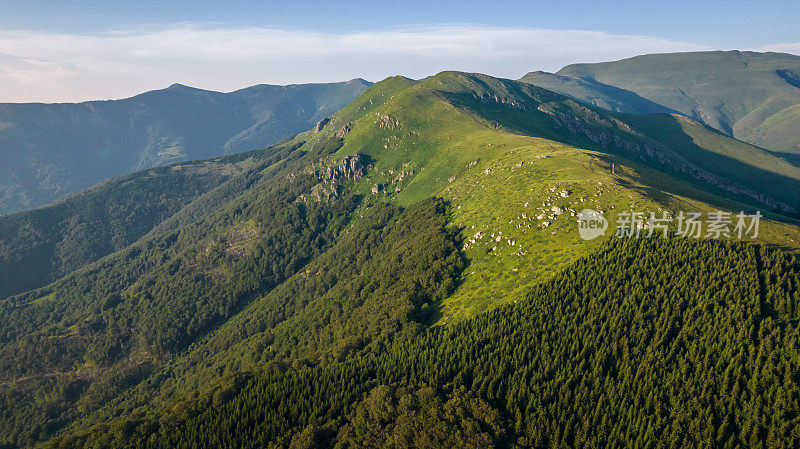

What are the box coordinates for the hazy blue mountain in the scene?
[0,79,371,214]
[520,51,800,158]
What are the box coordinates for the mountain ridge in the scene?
[520,50,800,157]
[0,78,372,215]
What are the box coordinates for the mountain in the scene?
[2,71,800,448]
[0,79,371,215]
[0,143,298,299]
[520,51,800,158]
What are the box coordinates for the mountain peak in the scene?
[522,70,552,78]
[347,78,372,86]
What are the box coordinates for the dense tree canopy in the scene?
[47,237,800,448]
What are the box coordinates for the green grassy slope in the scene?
[0,79,371,215]
[324,70,800,316]
[434,72,800,214]
[520,51,800,155]
[342,72,800,210]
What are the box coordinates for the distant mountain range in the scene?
[520,51,800,160]
[0,79,371,214]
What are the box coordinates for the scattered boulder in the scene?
[377,115,399,130]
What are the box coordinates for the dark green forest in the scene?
[0,137,356,446]
[0,138,321,301]
[43,237,800,448]
[0,160,232,299]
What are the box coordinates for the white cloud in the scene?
[756,42,800,55]
[0,24,713,103]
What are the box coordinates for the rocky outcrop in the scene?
[377,115,399,130]
[322,155,367,184]
[336,123,352,139]
[313,117,330,133]
[301,154,370,203]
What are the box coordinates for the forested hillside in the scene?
[49,237,800,448]
[0,153,251,299]
[0,135,356,446]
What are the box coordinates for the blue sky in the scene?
[1,0,798,102]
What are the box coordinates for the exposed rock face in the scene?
[302,154,369,203]
[336,123,352,139]
[314,117,330,133]
[309,183,337,202]
[377,115,399,130]
[322,155,367,184]
[476,93,527,111]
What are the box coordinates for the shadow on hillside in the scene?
[768,150,800,169]
[623,113,800,215]
[591,152,800,230]
[578,77,678,115]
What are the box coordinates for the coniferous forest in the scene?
[43,237,800,448]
